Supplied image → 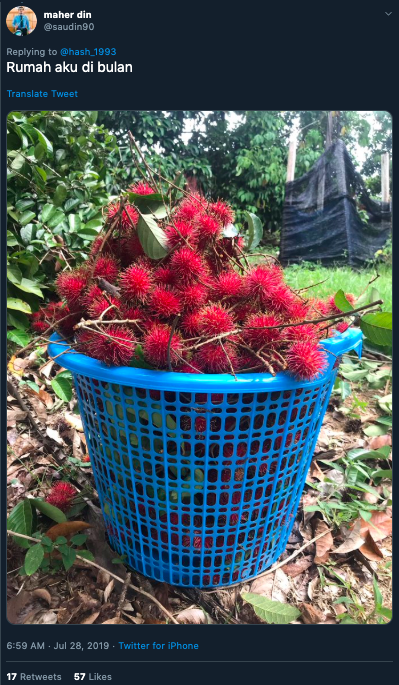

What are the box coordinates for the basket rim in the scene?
[48,328,363,392]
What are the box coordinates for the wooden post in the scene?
[286,138,297,183]
[381,152,390,203]
[326,111,333,149]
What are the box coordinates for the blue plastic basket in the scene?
[49,328,362,587]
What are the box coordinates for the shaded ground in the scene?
[7,344,392,626]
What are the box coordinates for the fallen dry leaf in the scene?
[7,589,51,624]
[46,521,92,542]
[46,428,64,445]
[251,568,290,603]
[176,608,210,624]
[333,520,364,554]
[103,580,115,603]
[8,356,31,377]
[307,576,319,601]
[313,519,333,563]
[8,434,40,458]
[38,389,54,409]
[359,531,384,561]
[368,435,391,450]
[81,611,100,625]
[309,460,325,482]
[284,556,313,578]
[102,617,128,624]
[144,617,167,624]
[65,413,84,432]
[26,610,58,625]
[359,511,392,542]
[7,408,28,426]
[299,602,325,624]
[40,360,54,379]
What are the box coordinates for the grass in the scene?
[250,254,392,311]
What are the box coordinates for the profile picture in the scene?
[6,6,37,35]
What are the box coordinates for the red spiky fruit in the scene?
[179,283,208,310]
[56,270,87,307]
[195,214,222,243]
[244,313,281,348]
[106,201,139,231]
[81,285,103,310]
[55,305,82,337]
[263,284,296,315]
[181,311,201,337]
[284,299,310,321]
[195,342,238,373]
[150,286,182,319]
[335,321,350,333]
[46,481,77,512]
[86,326,136,366]
[143,324,183,368]
[92,256,119,283]
[209,200,235,226]
[120,264,153,303]
[284,324,318,343]
[174,193,207,223]
[286,340,327,380]
[198,304,235,336]
[165,220,197,249]
[244,265,283,302]
[212,271,243,301]
[154,266,176,287]
[170,247,206,285]
[32,320,49,334]
[129,181,154,195]
[88,295,120,320]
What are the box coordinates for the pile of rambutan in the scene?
[35,183,357,381]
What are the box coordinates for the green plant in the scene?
[334,574,391,624]
[21,532,94,576]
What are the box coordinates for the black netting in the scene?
[280,140,391,266]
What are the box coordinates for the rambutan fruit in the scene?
[56,270,88,307]
[195,342,238,373]
[244,313,281,349]
[335,321,350,333]
[212,271,243,301]
[236,352,261,372]
[243,265,283,302]
[209,199,235,226]
[32,320,49,334]
[284,299,310,321]
[143,324,183,368]
[195,213,222,244]
[284,324,318,343]
[154,266,176,287]
[286,340,327,380]
[150,286,182,319]
[88,295,121,320]
[197,304,235,336]
[129,180,155,195]
[46,481,77,512]
[181,311,201,337]
[179,283,208,310]
[263,284,296,315]
[55,305,82,337]
[87,325,136,366]
[92,256,119,283]
[170,247,206,285]
[81,285,103,310]
[174,193,207,223]
[310,298,331,316]
[165,220,197,249]
[120,263,153,303]
[106,201,139,231]
[177,362,202,374]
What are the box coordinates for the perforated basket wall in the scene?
[49,328,362,588]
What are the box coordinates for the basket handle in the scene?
[321,327,363,359]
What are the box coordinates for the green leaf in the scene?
[360,312,392,347]
[51,375,73,402]
[77,549,95,562]
[241,592,301,624]
[334,290,354,313]
[34,143,45,160]
[13,278,43,298]
[40,203,56,223]
[245,211,263,251]
[375,606,392,620]
[7,298,32,313]
[7,329,30,347]
[7,500,35,548]
[84,219,103,230]
[68,214,81,232]
[340,369,368,381]
[70,534,88,546]
[372,469,392,481]
[7,310,29,330]
[137,213,169,260]
[32,127,53,154]
[54,184,68,207]
[64,197,81,212]
[30,499,67,523]
[20,223,35,245]
[376,416,392,426]
[47,209,65,229]
[61,546,77,571]
[16,198,35,212]
[24,544,45,576]
[7,265,23,284]
[78,228,99,240]
[19,211,36,227]
[373,576,383,606]
[363,424,387,437]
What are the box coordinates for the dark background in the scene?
[2,2,395,677]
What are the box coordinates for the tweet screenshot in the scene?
[2,3,394,679]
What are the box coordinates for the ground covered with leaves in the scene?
[7,340,392,626]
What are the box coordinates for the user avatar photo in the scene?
[6,5,37,35]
